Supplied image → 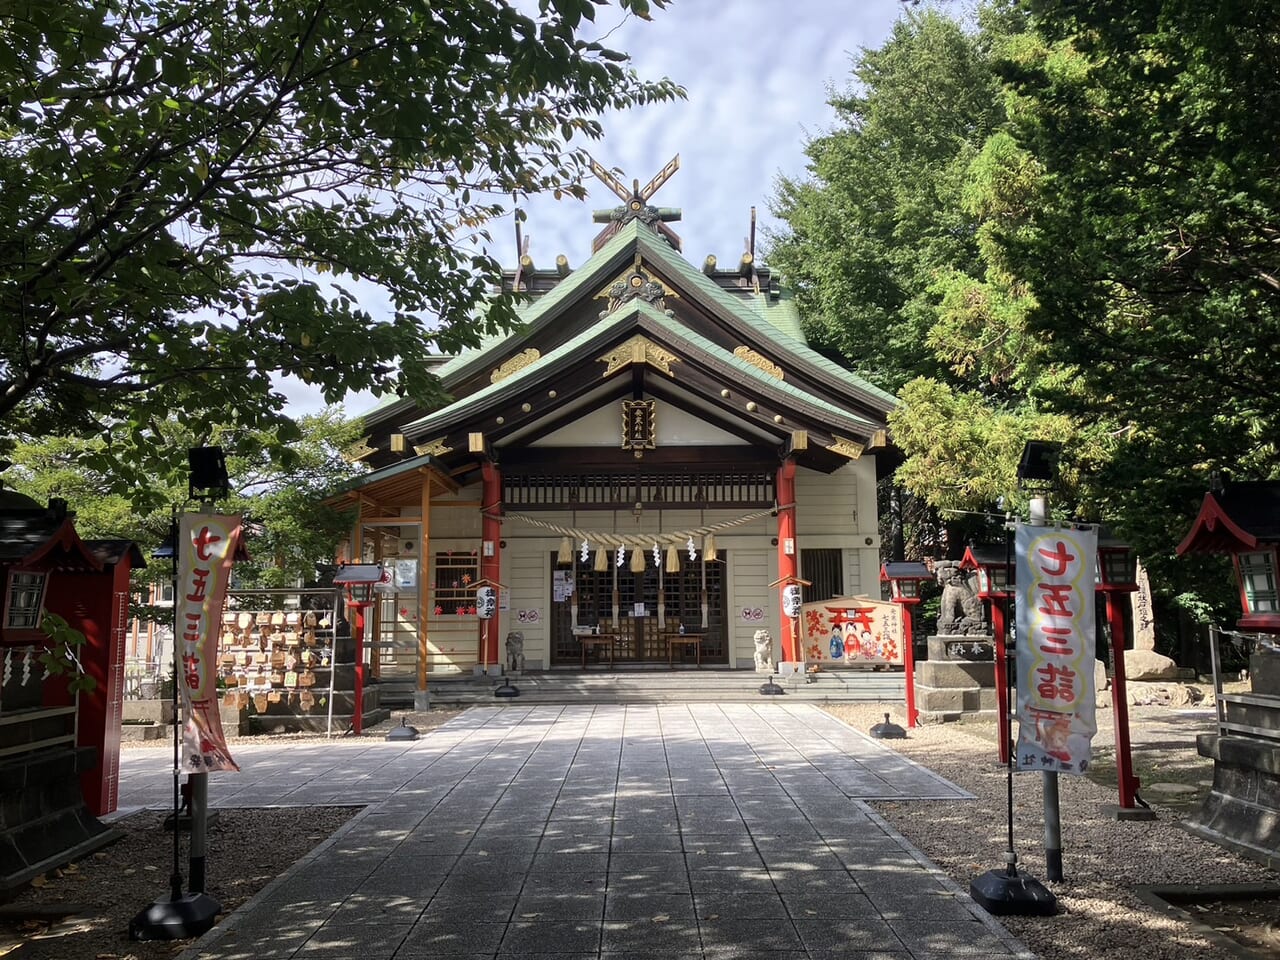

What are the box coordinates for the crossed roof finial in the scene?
[589,155,683,252]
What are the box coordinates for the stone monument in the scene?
[914,561,998,724]
[753,629,774,673]
[505,631,525,675]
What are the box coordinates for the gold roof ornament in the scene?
[413,439,451,457]
[598,334,680,378]
[490,347,541,383]
[826,436,865,460]
[733,346,784,380]
[344,437,377,462]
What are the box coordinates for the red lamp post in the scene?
[960,545,1013,763]
[332,563,384,736]
[880,562,931,729]
[1095,536,1150,817]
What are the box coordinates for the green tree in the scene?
[979,1,1280,600]
[769,4,1066,554]
[5,409,365,591]
[768,7,1009,394]
[0,0,681,491]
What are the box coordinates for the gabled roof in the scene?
[85,540,147,569]
[430,220,895,414]
[1177,482,1280,555]
[325,451,459,508]
[400,300,882,453]
[0,500,102,573]
[349,209,898,481]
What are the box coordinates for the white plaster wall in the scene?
[533,396,748,447]
[793,460,882,600]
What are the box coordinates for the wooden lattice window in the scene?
[801,549,843,604]
[1239,551,1279,613]
[4,570,47,630]
[433,551,479,616]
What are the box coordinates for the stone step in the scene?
[119,723,166,742]
[917,708,999,725]
[382,671,907,706]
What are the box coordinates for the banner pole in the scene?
[1027,496,1065,882]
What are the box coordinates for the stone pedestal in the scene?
[914,635,999,724]
[1185,648,1280,869]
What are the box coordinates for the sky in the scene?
[283,0,920,416]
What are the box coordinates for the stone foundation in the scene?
[1185,726,1280,870]
[1185,649,1280,870]
[914,635,999,724]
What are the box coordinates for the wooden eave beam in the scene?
[502,445,774,471]
[647,360,863,449]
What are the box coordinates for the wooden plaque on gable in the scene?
[621,399,656,452]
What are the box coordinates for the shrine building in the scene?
[327,159,897,701]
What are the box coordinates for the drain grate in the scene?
[1136,884,1280,959]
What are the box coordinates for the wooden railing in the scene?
[504,470,775,511]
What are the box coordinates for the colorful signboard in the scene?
[1014,524,1098,775]
[177,513,242,773]
[800,596,904,666]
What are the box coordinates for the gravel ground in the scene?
[2,700,1276,960]
[823,700,1280,960]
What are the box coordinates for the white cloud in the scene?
[290,0,908,418]
[520,0,905,264]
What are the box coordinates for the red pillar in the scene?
[44,547,134,817]
[1106,591,1141,809]
[480,461,503,668]
[351,600,370,735]
[776,459,799,662]
[991,597,1010,764]
[900,599,919,728]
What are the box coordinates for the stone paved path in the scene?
[121,704,1033,960]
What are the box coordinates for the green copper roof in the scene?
[412,218,894,425]
[329,449,447,494]
[641,305,881,432]
[632,228,897,410]
[402,299,880,439]
[432,223,645,387]
[751,287,805,342]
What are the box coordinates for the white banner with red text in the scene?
[1015,523,1097,775]
[177,513,242,773]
